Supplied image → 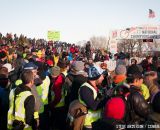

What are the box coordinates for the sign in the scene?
[143,39,153,42]
[47,31,60,41]
[109,39,117,54]
[109,30,118,54]
[115,25,160,39]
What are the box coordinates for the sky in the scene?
[0,0,160,43]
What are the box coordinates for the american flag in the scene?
[149,9,155,18]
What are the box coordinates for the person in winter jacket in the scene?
[15,62,42,129]
[149,91,160,130]
[7,70,35,130]
[67,61,88,104]
[92,97,126,130]
[50,58,69,130]
[141,56,156,73]
[126,72,151,125]
[0,68,10,130]
[127,64,150,101]
[113,65,127,86]
[0,50,8,65]
[78,65,107,130]
[36,65,50,130]
[144,71,159,100]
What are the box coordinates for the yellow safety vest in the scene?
[55,87,67,108]
[36,76,50,113]
[15,79,39,119]
[8,89,33,130]
[79,82,101,128]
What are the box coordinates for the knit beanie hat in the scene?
[51,66,60,77]
[127,64,141,76]
[87,65,104,80]
[104,97,125,120]
[71,61,84,71]
[115,65,126,75]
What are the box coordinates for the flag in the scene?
[149,9,155,18]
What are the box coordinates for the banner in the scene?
[113,25,160,40]
[47,31,60,41]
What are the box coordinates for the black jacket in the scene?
[65,74,87,109]
[69,74,87,102]
[92,117,125,130]
[14,85,35,126]
[149,112,160,130]
[126,85,150,124]
[79,82,107,111]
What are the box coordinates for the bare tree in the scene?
[117,39,140,56]
[136,39,143,57]
[90,36,109,49]
[117,38,160,57]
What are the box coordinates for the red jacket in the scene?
[70,47,75,54]
[51,74,65,107]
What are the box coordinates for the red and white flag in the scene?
[149,9,155,18]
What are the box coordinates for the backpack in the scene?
[64,74,74,108]
[66,100,88,130]
[63,74,74,94]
